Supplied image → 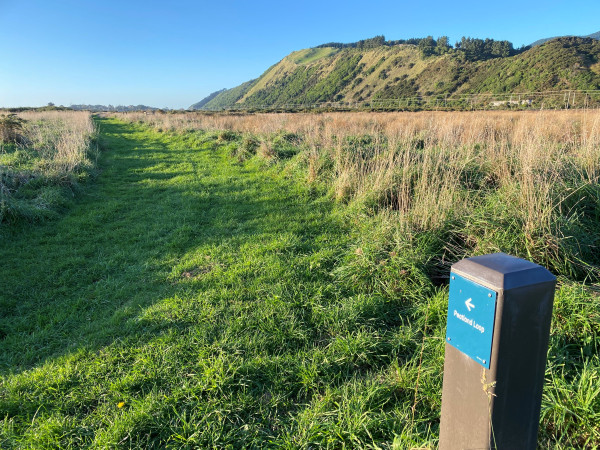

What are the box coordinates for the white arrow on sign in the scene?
[465,298,475,312]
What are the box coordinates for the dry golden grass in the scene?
[0,111,98,223]
[16,110,97,173]
[122,111,598,225]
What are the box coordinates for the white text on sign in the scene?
[453,310,485,334]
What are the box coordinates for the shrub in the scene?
[0,114,26,143]
[218,130,237,142]
[241,135,260,154]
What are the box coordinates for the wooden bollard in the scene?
[440,253,556,449]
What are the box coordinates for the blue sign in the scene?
[446,272,498,369]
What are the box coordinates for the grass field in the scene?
[1,113,599,447]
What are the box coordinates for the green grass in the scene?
[0,118,598,448]
[0,119,438,448]
[0,142,91,223]
[292,48,340,65]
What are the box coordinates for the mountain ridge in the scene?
[191,36,600,110]
[530,30,600,47]
[189,89,226,110]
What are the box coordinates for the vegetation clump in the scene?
[0,111,98,224]
[0,114,26,143]
[217,129,237,142]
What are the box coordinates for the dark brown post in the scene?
[439,253,556,449]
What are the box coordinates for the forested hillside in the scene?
[191,36,600,110]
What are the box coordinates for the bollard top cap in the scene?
[451,252,556,290]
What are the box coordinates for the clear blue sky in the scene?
[1,0,599,109]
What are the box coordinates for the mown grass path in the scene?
[1,119,436,448]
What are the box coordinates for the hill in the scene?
[530,30,600,47]
[191,36,600,110]
[188,88,226,110]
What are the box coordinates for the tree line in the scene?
[316,35,526,60]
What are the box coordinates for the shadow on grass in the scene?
[0,119,442,447]
[0,119,354,376]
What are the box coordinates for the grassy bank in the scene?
[1,115,598,447]
[0,111,97,224]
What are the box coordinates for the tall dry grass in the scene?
[118,110,600,275]
[17,110,98,172]
[0,111,97,223]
